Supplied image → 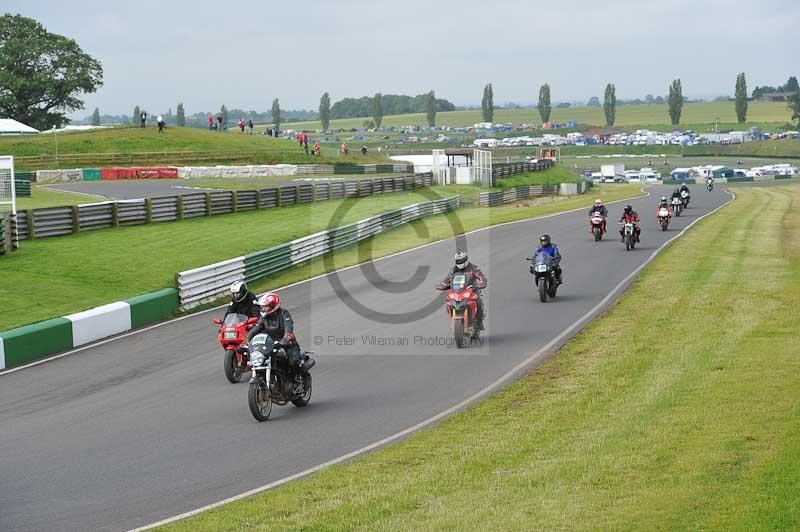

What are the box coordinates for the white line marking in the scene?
[131,188,734,531]
[0,185,649,377]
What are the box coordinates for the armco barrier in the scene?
[14,179,31,197]
[491,159,555,184]
[0,288,179,370]
[177,195,461,310]
[15,173,434,241]
[478,184,560,207]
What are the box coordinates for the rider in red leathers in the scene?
[619,205,641,242]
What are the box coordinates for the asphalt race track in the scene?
[0,186,730,532]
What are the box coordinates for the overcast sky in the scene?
[5,0,799,117]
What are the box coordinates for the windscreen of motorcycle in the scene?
[451,274,467,291]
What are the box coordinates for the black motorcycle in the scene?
[527,252,559,302]
[247,334,315,422]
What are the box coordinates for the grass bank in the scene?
[0,127,391,169]
[0,184,641,331]
[158,185,800,531]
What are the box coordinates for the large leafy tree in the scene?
[538,83,551,123]
[425,90,436,127]
[176,102,185,126]
[91,107,100,126]
[372,93,383,129]
[668,79,683,126]
[271,98,281,134]
[319,92,331,131]
[220,104,228,127]
[735,73,748,123]
[0,14,103,130]
[603,83,616,126]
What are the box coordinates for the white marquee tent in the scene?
[0,118,39,135]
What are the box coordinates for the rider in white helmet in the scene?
[438,251,488,330]
[223,280,259,319]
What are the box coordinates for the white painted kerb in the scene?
[66,302,132,347]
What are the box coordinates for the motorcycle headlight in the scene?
[250,351,265,366]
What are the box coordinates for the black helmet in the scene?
[540,234,551,247]
[624,205,633,215]
[454,250,469,270]
[230,280,248,303]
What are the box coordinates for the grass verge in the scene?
[12,185,105,210]
[0,184,641,331]
[157,185,800,531]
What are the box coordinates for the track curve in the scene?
[0,185,730,532]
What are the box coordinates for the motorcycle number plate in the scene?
[224,331,237,339]
[536,264,548,272]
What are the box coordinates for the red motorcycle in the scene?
[657,206,671,232]
[213,313,259,383]
[436,274,481,349]
[589,212,606,241]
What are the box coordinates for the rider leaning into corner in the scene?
[438,251,487,330]
[224,280,260,319]
[619,205,642,242]
[534,233,563,284]
[588,198,608,234]
[246,293,313,375]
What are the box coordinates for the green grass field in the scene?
[8,185,105,210]
[282,101,792,130]
[157,184,800,532]
[0,127,391,169]
[0,183,640,331]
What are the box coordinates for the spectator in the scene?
[313,140,321,156]
[208,114,214,130]
[217,113,223,132]
[157,114,165,133]
[361,145,368,156]
[303,138,309,155]
[140,111,147,128]
[248,119,254,135]
[238,118,245,133]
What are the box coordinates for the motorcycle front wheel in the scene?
[248,379,273,421]
[661,220,668,231]
[594,227,601,241]
[292,374,312,407]
[224,349,243,383]
[539,277,548,302]
[454,318,466,349]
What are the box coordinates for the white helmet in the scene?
[454,250,469,270]
[661,196,667,201]
[230,280,247,302]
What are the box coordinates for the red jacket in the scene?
[620,212,640,224]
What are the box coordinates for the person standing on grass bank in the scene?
[361,145,368,156]
[140,111,147,128]
[216,113,223,131]
[248,119,254,135]
[208,114,214,130]
[313,140,321,156]
[157,115,165,133]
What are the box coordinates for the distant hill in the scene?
[331,94,455,120]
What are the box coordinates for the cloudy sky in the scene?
[4,0,799,117]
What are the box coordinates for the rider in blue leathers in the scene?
[533,233,563,284]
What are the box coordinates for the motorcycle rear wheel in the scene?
[248,379,272,421]
[224,349,243,383]
[292,374,312,407]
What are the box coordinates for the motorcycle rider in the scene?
[588,198,608,234]
[679,183,691,205]
[534,233,563,284]
[438,251,487,330]
[223,280,259,319]
[671,187,682,201]
[657,196,672,221]
[619,205,641,243]
[245,293,311,375]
